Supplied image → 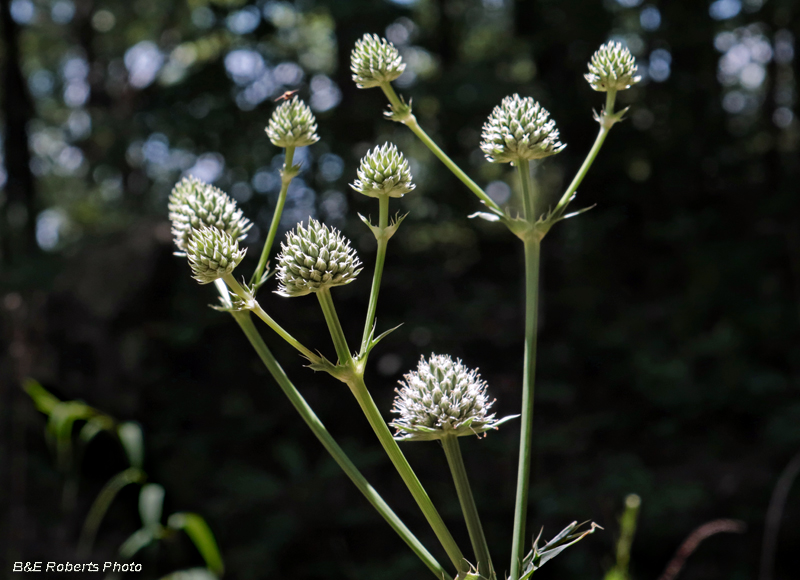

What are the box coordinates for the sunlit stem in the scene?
[552,90,617,216]
[216,281,451,580]
[315,287,468,575]
[442,434,495,579]
[380,82,503,214]
[251,145,296,286]
[221,273,317,362]
[509,158,541,580]
[360,195,390,354]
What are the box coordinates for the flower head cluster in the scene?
[187,226,246,285]
[168,176,252,254]
[351,143,415,199]
[266,96,320,148]
[276,219,362,297]
[390,354,515,441]
[351,34,406,89]
[480,94,565,163]
[585,41,641,92]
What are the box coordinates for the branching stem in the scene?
[361,195,390,353]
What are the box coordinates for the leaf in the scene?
[23,379,61,415]
[139,484,166,529]
[468,211,502,223]
[167,513,224,577]
[118,422,144,469]
[159,569,219,580]
[119,527,156,559]
[519,520,602,579]
[48,401,95,472]
[79,416,115,445]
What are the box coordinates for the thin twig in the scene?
[657,519,746,580]
[760,450,800,580]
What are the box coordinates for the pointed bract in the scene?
[351,142,416,198]
[480,94,566,163]
[351,33,406,89]
[276,218,362,297]
[585,41,641,92]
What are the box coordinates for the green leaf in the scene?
[118,422,144,469]
[48,401,96,472]
[167,513,224,577]
[159,569,219,580]
[23,379,61,415]
[119,527,156,559]
[519,521,602,579]
[79,415,115,445]
[139,483,165,529]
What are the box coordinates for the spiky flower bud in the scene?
[585,41,641,92]
[168,177,252,254]
[351,142,415,199]
[266,96,320,148]
[276,218,362,297]
[480,94,566,163]
[187,226,246,285]
[390,354,515,441]
[350,33,406,89]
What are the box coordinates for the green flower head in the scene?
[480,94,565,163]
[351,142,415,198]
[187,226,246,285]
[351,33,406,89]
[585,41,642,92]
[266,96,320,148]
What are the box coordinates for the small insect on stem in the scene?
[274,90,299,102]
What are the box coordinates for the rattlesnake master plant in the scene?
[390,354,517,442]
[186,226,246,285]
[585,41,642,92]
[276,218,363,297]
[168,176,252,254]
[266,96,320,148]
[351,142,416,198]
[480,94,566,163]
[351,33,406,88]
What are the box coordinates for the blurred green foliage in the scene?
[2,0,799,579]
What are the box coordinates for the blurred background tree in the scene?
[1,0,799,578]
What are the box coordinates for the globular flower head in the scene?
[351,33,406,89]
[351,142,415,199]
[585,41,641,92]
[480,94,566,163]
[169,176,252,254]
[390,354,517,441]
[187,226,246,285]
[276,218,362,297]
[266,96,320,148]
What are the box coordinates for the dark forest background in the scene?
[2,0,800,578]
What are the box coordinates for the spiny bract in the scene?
[266,96,320,148]
[350,33,406,89]
[390,354,516,441]
[276,218,362,297]
[187,226,246,285]
[168,176,252,255]
[480,94,566,163]
[585,41,642,92]
[351,142,416,198]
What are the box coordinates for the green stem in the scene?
[442,434,494,579]
[251,146,296,286]
[348,372,468,575]
[316,287,353,365]
[517,159,534,222]
[229,309,452,580]
[552,90,617,216]
[222,273,317,362]
[360,195,390,353]
[509,237,541,580]
[380,83,502,214]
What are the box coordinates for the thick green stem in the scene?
[316,287,353,366]
[348,373,467,575]
[380,83,502,214]
[251,146,296,286]
[509,237,541,580]
[441,434,494,579]
[360,196,390,353]
[222,273,317,362]
[553,90,617,216]
[517,159,534,222]
[229,309,451,580]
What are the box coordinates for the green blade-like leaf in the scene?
[119,527,156,559]
[48,401,96,472]
[167,513,224,577]
[139,484,165,529]
[24,379,61,415]
[118,422,144,469]
[79,415,115,445]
